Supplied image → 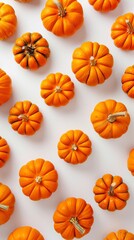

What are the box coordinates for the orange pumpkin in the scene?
[0,136,10,168]
[0,3,17,40]
[93,173,130,211]
[8,226,44,240]
[0,69,12,105]
[111,13,134,50]
[88,0,120,12]
[8,100,43,136]
[127,149,134,176]
[53,197,94,239]
[41,0,84,37]
[90,99,130,139]
[19,158,58,201]
[57,129,92,164]
[0,182,15,225]
[72,41,113,86]
[121,65,134,98]
[12,32,50,70]
[40,72,74,107]
[104,229,134,240]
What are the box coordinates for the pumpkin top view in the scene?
[0,69,12,106]
[8,226,44,240]
[88,0,121,12]
[121,65,134,98]
[103,229,134,240]
[0,136,10,168]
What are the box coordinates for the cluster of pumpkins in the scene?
[0,0,134,239]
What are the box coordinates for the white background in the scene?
[0,0,134,239]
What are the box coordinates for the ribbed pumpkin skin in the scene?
[0,136,10,168]
[127,149,134,176]
[88,0,120,12]
[53,197,94,239]
[121,66,134,98]
[0,182,15,225]
[0,69,12,105]
[8,226,44,240]
[0,3,17,40]
[104,229,134,240]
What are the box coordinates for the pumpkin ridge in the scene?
[0,190,11,203]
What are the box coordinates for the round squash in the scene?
[8,100,43,136]
[53,197,94,239]
[111,12,134,50]
[127,149,134,176]
[0,182,15,225]
[93,173,130,211]
[8,226,44,240]
[72,41,113,86]
[90,99,130,139]
[121,65,134,98]
[12,32,50,70]
[0,69,12,105]
[40,72,74,107]
[104,229,134,240]
[0,3,17,40]
[0,136,10,168]
[57,129,92,164]
[19,158,58,201]
[41,0,84,37]
[88,0,121,12]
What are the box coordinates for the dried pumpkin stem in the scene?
[108,182,116,196]
[54,0,66,17]
[35,176,42,183]
[107,111,127,123]
[90,56,96,66]
[18,114,29,122]
[70,217,85,235]
[0,204,9,211]
[125,19,134,34]
[55,86,62,93]
[72,144,78,151]
[22,45,35,55]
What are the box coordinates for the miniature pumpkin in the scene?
[12,32,50,70]
[121,65,134,98]
[104,229,134,240]
[53,197,94,239]
[40,72,74,107]
[72,41,113,86]
[41,0,84,37]
[0,136,10,168]
[8,100,43,136]
[0,3,17,40]
[111,13,134,50]
[90,99,130,139]
[57,130,92,164]
[0,182,15,225]
[8,226,44,240]
[88,0,120,12]
[0,69,12,105]
[127,149,134,176]
[93,173,130,211]
[19,158,58,201]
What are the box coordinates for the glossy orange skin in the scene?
[104,229,134,240]
[121,66,134,98]
[8,226,44,240]
[0,136,10,168]
[40,72,74,107]
[13,32,50,70]
[127,149,134,176]
[88,0,120,12]
[19,158,58,201]
[8,100,43,136]
[0,3,17,40]
[93,174,130,211]
[58,130,92,164]
[0,69,12,105]
[111,13,134,50]
[90,99,130,139]
[0,182,15,225]
[72,42,113,86]
[53,197,94,239]
[41,0,84,37]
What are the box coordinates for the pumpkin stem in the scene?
[71,144,78,151]
[108,182,116,196]
[0,204,9,211]
[125,19,134,34]
[70,217,85,235]
[107,111,127,123]
[22,45,35,55]
[55,86,62,93]
[90,56,96,66]
[18,114,29,122]
[53,0,66,17]
[35,176,42,183]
